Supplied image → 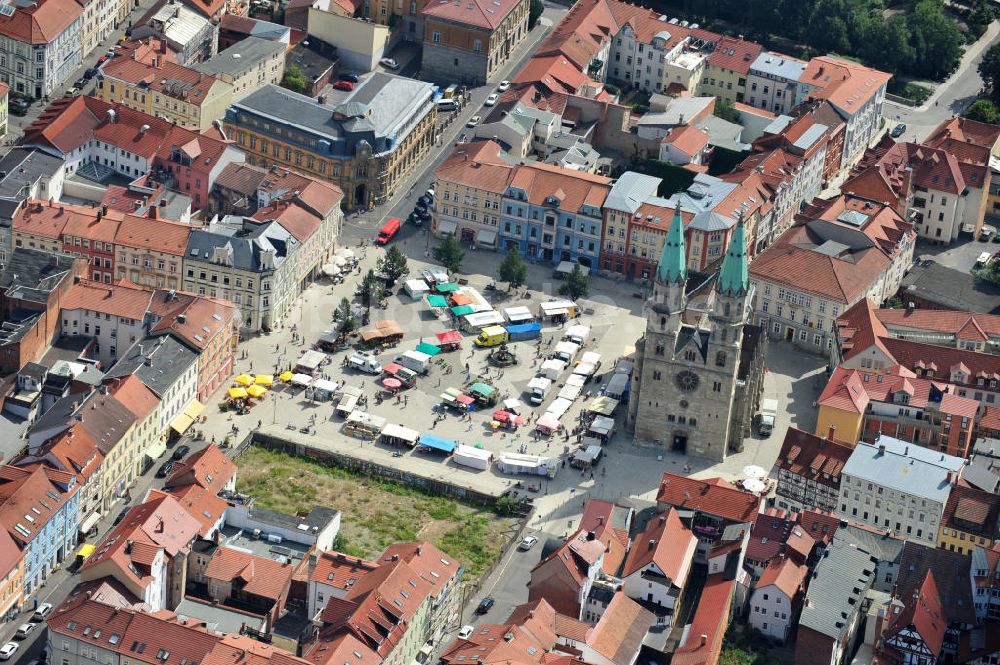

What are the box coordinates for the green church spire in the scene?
[656,203,686,284]
[718,215,749,296]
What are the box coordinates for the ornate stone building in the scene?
[626,206,767,461]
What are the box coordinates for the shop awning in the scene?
[468,382,496,397]
[418,434,456,453]
[416,343,441,357]
[436,330,462,344]
[426,294,448,308]
[450,293,472,306]
[170,411,196,435]
[450,305,474,316]
[437,282,460,293]
[145,438,167,461]
[588,396,619,416]
[78,512,101,535]
[184,399,204,420]
[228,387,248,399]
[437,220,457,235]
[477,229,498,245]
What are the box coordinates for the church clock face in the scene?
[675,370,700,393]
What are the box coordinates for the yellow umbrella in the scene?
[278,371,294,382]
[246,385,267,398]
[234,374,253,386]
[254,374,274,386]
[228,387,248,399]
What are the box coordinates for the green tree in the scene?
[280,64,309,94]
[718,649,756,665]
[498,250,527,291]
[980,43,1000,102]
[336,297,356,335]
[908,0,963,80]
[968,0,993,38]
[359,269,380,309]
[528,0,543,29]
[433,234,465,274]
[378,245,409,285]
[965,99,1000,123]
[558,264,589,301]
[714,99,740,123]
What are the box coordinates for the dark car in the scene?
[83,68,99,79]
[417,208,432,222]
[155,460,174,478]
[9,99,30,116]
[338,72,360,83]
[416,194,433,210]
[112,508,129,526]
[140,456,155,476]
[74,78,87,89]
[890,123,906,138]
[171,444,191,461]
[475,597,494,615]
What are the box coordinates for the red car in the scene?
[332,80,354,91]
[97,55,109,64]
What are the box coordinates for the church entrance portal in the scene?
[672,432,687,453]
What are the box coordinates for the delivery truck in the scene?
[553,341,581,364]
[563,324,590,346]
[347,352,382,374]
[474,322,542,347]
[758,398,778,437]
[527,376,552,405]
[475,325,508,347]
[395,350,432,374]
[506,322,541,341]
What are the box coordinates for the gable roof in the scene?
[883,571,946,658]
[656,472,761,523]
[204,547,294,600]
[163,444,236,493]
[755,557,807,599]
[586,592,654,665]
[671,573,735,665]
[621,509,696,585]
[775,427,853,488]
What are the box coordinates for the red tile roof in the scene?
[882,571,946,658]
[874,308,1000,338]
[755,557,807,599]
[508,162,610,212]
[534,0,618,71]
[421,0,522,30]
[800,56,891,118]
[656,473,761,524]
[662,124,710,156]
[671,573,735,665]
[797,509,841,545]
[18,424,104,483]
[203,634,312,665]
[706,36,762,75]
[115,214,192,256]
[101,58,223,108]
[621,510,696,586]
[579,498,631,576]
[146,289,239,352]
[163,444,236,493]
[941,484,1000,536]
[204,547,294,600]
[309,551,379,587]
[164,484,226,538]
[109,375,160,422]
[251,199,322,244]
[586,592,654,665]
[924,116,1000,153]
[435,141,515,195]
[0,464,77,546]
[0,527,23,580]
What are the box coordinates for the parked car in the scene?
[84,67,99,79]
[113,507,129,525]
[407,211,423,226]
[172,444,191,461]
[0,643,18,661]
[140,455,155,475]
[981,228,996,242]
[14,624,37,640]
[457,626,475,639]
[416,194,433,209]
[10,98,30,116]
[379,58,399,70]
[338,72,360,83]
[32,603,53,621]
[97,55,109,64]
[416,208,432,223]
[475,597,495,615]
[485,93,499,106]
[891,123,906,138]
[74,78,87,89]
[467,115,481,127]
[518,535,538,551]
[156,460,174,478]
[497,80,510,92]
[64,87,80,97]
[333,80,354,91]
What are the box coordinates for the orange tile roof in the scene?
[942,484,1000,536]
[164,484,226,538]
[0,529,22,581]
[662,124,710,156]
[513,55,592,95]
[13,199,76,240]
[816,367,870,414]
[586,592,654,665]
[203,634,312,665]
[882,571,946,658]
[435,141,515,194]
[204,547,294,600]
[755,557,807,598]
[420,0,522,29]
[163,444,236,493]
[0,464,77,546]
[251,199,322,243]
[508,162,610,212]
[147,289,239,351]
[800,56,892,118]
[109,375,160,422]
[875,307,1000,338]
[19,424,104,483]
[310,551,380,587]
[706,36,762,75]
[621,509,697,586]
[62,279,153,320]
[534,0,618,71]
[0,0,82,44]
[924,116,1000,153]
[671,573,735,665]
[656,473,761,524]
[115,214,192,256]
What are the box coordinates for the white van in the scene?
[437,99,457,111]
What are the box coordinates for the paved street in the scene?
[883,21,1000,142]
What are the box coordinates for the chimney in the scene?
[101,204,108,216]
[125,540,134,554]
[149,205,160,220]
[699,634,707,647]
[177,314,186,324]
[648,539,656,549]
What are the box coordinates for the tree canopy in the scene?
[280,65,308,94]
[433,234,465,274]
[965,99,1000,123]
[498,251,528,290]
[558,264,590,301]
[378,246,409,285]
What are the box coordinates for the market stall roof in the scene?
[536,414,561,431]
[502,398,523,413]
[450,305,474,316]
[234,374,253,386]
[291,373,313,386]
[440,387,463,402]
[313,379,338,393]
[450,293,472,306]
[246,385,267,397]
[589,415,615,435]
[383,377,402,389]
[405,279,430,293]
[436,282,460,293]
[383,362,404,374]
[504,306,533,322]
[418,434,456,453]
[346,411,387,429]
[415,343,441,357]
[468,382,496,397]
[589,396,619,415]
[360,328,384,341]
[436,330,462,344]
[546,397,573,419]
[278,371,294,381]
[255,374,273,386]
[296,350,326,371]
[426,294,448,308]
[318,330,339,344]
[228,387,248,399]
[457,394,475,405]
[375,320,404,336]
[492,409,511,422]
[382,423,419,442]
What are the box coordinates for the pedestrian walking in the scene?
[404,395,408,406]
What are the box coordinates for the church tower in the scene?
[628,212,757,462]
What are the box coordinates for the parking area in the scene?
[915,235,1000,274]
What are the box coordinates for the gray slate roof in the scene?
[185,218,296,273]
[604,172,661,214]
[0,248,78,304]
[103,335,198,398]
[841,435,965,504]
[799,535,877,640]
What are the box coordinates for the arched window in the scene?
[660,316,666,327]
[716,351,726,367]
[724,302,731,318]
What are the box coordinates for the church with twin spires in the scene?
[626,205,767,462]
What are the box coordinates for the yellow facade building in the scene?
[937,485,999,556]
